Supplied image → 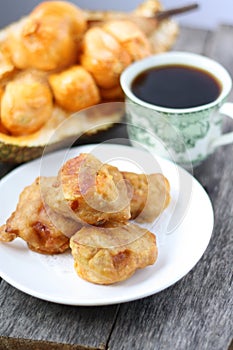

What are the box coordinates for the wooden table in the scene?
[0,25,233,350]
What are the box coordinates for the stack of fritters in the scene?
[0,153,170,284]
[0,0,178,138]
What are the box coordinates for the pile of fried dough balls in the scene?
[0,1,155,136]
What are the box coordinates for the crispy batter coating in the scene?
[0,122,9,134]
[0,177,80,254]
[122,172,170,222]
[46,153,131,225]
[1,70,53,135]
[70,222,157,284]
[131,0,162,35]
[6,1,87,71]
[81,27,132,88]
[0,86,4,120]
[31,0,86,34]
[0,47,16,82]
[49,65,100,112]
[99,83,124,101]
[103,20,151,61]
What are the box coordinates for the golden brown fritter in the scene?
[70,222,157,284]
[103,20,151,61]
[6,1,87,71]
[1,70,53,135]
[46,153,131,225]
[31,0,87,36]
[122,172,170,223]
[0,177,80,254]
[81,27,132,88]
[49,65,100,112]
[99,83,124,101]
[0,46,16,82]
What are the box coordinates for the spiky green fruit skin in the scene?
[0,142,44,163]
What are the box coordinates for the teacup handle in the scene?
[211,102,233,149]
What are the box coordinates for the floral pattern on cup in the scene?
[121,52,233,167]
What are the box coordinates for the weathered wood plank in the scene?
[204,25,233,72]
[0,281,116,349]
[204,24,233,137]
[173,26,211,53]
[193,24,233,350]
[108,25,233,350]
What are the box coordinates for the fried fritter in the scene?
[99,83,124,101]
[81,27,132,88]
[122,172,170,222]
[49,65,100,112]
[70,222,157,284]
[0,46,16,82]
[103,20,151,61]
[6,1,87,71]
[45,153,131,225]
[0,177,80,254]
[1,70,53,135]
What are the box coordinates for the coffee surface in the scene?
[131,64,221,109]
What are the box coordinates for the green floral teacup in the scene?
[120,52,233,167]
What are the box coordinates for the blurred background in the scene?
[0,0,233,29]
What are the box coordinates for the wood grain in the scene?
[0,281,117,348]
[173,26,210,53]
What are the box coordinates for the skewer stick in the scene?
[155,3,199,21]
[86,3,199,23]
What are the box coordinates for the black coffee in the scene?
[131,64,222,109]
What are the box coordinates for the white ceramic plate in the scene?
[0,144,214,305]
